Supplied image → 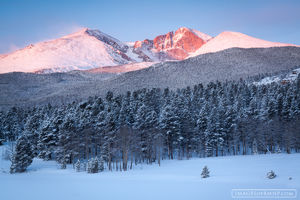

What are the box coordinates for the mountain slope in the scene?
[85,62,156,74]
[0,28,299,74]
[0,28,139,73]
[191,31,298,56]
[0,27,212,73]
[1,46,300,109]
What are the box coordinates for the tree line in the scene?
[1,75,300,172]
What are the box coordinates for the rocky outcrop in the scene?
[133,27,211,61]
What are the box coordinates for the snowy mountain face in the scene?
[190,31,298,57]
[0,28,142,74]
[0,27,298,74]
[133,27,212,61]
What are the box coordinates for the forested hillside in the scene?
[1,47,300,110]
[1,74,300,172]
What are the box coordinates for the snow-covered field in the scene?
[0,145,299,200]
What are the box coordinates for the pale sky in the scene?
[1,0,300,54]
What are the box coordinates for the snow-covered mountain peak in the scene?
[190,31,299,57]
[62,28,129,52]
[132,27,212,61]
[0,27,299,74]
[0,28,134,73]
[61,28,89,38]
[175,27,212,42]
[85,29,128,52]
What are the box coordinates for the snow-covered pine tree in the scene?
[87,159,92,173]
[134,102,158,163]
[204,107,219,157]
[159,103,180,160]
[61,160,67,169]
[252,139,258,155]
[10,135,34,173]
[24,108,44,157]
[201,166,210,178]
[87,158,99,173]
[99,156,104,172]
[37,115,58,160]
[175,90,194,159]
[93,157,99,173]
[75,159,81,172]
[195,102,209,156]
[276,145,282,153]
[134,103,150,162]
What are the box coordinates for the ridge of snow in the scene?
[125,42,135,47]
[190,28,212,42]
[85,29,128,52]
[190,31,298,57]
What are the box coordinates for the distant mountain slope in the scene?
[190,31,298,57]
[1,46,300,109]
[0,28,141,74]
[107,46,300,89]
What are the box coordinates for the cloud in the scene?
[8,44,21,52]
[55,23,85,36]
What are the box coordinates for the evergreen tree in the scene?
[99,156,104,172]
[252,139,258,155]
[87,158,99,173]
[10,135,34,173]
[201,166,210,178]
[159,103,180,159]
[75,159,81,172]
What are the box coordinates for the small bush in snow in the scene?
[87,158,99,173]
[201,166,210,178]
[266,170,276,179]
[276,146,282,154]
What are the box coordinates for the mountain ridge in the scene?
[0,27,298,74]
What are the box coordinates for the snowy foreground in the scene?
[0,146,299,200]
